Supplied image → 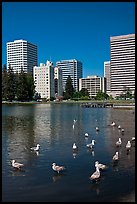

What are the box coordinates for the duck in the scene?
[89,166,100,181]
[30,144,40,151]
[95,161,107,170]
[112,151,119,161]
[91,139,96,146]
[11,160,24,169]
[72,143,78,150]
[126,141,131,150]
[52,163,65,174]
[116,138,122,147]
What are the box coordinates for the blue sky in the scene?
[2,2,135,77]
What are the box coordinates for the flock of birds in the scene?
[11,118,135,182]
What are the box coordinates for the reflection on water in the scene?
[2,104,135,202]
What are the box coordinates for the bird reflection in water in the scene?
[87,149,95,157]
[52,173,65,182]
[112,162,119,172]
[11,168,26,177]
[90,182,100,195]
[72,148,78,159]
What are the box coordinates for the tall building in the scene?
[104,61,111,95]
[79,75,106,98]
[7,39,37,73]
[54,67,63,97]
[56,59,83,92]
[33,60,55,99]
[110,34,135,98]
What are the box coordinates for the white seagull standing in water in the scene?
[52,163,65,174]
[86,140,96,149]
[72,143,78,150]
[110,122,116,126]
[30,144,40,151]
[85,133,89,137]
[116,138,122,147]
[89,166,100,181]
[126,141,131,151]
[11,160,24,169]
[95,161,107,170]
[112,152,119,161]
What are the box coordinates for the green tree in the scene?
[2,64,8,100]
[79,88,89,97]
[16,68,29,101]
[95,90,109,100]
[64,76,74,99]
[6,64,16,101]
[26,73,36,100]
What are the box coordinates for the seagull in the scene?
[86,140,96,149]
[118,125,121,129]
[30,144,40,151]
[85,133,89,137]
[126,141,131,150]
[95,127,99,131]
[52,163,65,174]
[73,119,77,124]
[91,139,96,146]
[11,160,24,169]
[86,143,93,149]
[95,161,107,170]
[121,128,124,133]
[131,137,135,141]
[89,166,100,181]
[110,122,116,126]
[72,143,78,150]
[116,138,122,147]
[72,124,75,129]
[112,152,119,161]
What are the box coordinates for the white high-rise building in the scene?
[33,60,55,99]
[7,39,37,73]
[104,61,111,95]
[56,59,83,92]
[110,34,135,98]
[79,75,106,98]
[54,67,63,97]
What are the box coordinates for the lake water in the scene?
[2,103,135,202]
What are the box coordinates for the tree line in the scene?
[2,64,35,101]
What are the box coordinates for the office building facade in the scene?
[79,75,106,98]
[33,60,55,99]
[54,67,63,97]
[56,59,83,92]
[110,34,135,98]
[7,39,37,73]
[104,61,111,95]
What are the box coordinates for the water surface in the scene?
[2,103,135,202]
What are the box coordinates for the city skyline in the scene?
[2,2,135,77]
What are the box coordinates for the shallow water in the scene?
[2,103,135,202]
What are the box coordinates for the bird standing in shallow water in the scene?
[126,141,131,151]
[11,160,24,169]
[52,163,65,174]
[72,143,78,150]
[116,138,122,147]
[89,166,100,181]
[113,152,119,161]
[30,144,40,151]
[95,161,107,170]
